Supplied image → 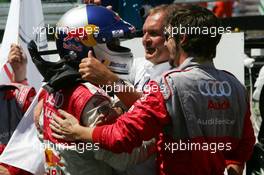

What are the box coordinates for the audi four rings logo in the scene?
[198,80,232,97]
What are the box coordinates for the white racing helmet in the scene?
[55,4,135,75]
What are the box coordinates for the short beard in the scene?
[169,44,181,67]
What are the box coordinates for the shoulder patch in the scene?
[159,68,194,100]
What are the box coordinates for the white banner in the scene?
[0,0,47,174]
[122,33,245,84]
[0,0,20,83]
[0,89,45,174]
[0,0,48,90]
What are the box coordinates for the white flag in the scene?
[0,89,45,174]
[0,0,47,90]
[0,0,47,174]
[0,0,20,83]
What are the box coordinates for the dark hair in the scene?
[166,5,222,60]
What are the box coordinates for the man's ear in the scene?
[179,34,187,45]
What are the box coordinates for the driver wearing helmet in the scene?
[30,4,154,175]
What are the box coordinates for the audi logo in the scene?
[46,92,64,108]
[198,80,232,97]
